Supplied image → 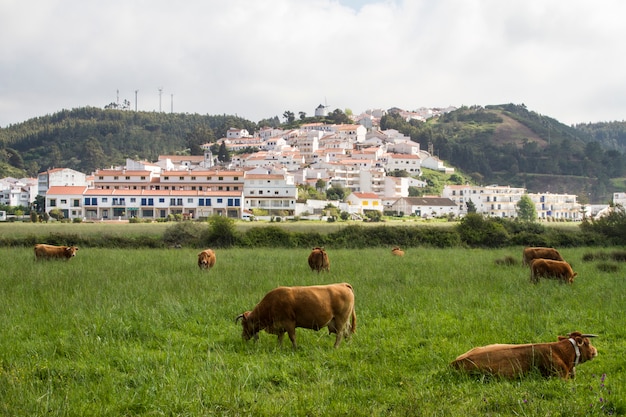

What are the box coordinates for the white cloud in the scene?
[1,0,625,127]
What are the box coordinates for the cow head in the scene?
[198,252,211,268]
[66,246,78,257]
[558,332,598,363]
[235,311,259,341]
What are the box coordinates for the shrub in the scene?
[163,221,207,247]
[201,215,238,248]
[456,214,509,248]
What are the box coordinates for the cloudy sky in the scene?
[1,0,625,128]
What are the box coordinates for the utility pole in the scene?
[158,87,163,112]
[134,90,138,111]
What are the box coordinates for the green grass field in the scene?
[1,245,624,416]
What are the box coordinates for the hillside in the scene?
[382,104,625,203]
[2,104,626,204]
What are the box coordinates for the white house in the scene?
[37,168,87,196]
[390,197,458,218]
[346,192,383,213]
[0,177,37,207]
[384,153,422,175]
[244,170,297,217]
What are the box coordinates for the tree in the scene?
[466,200,477,214]
[217,142,231,163]
[326,184,347,201]
[516,194,537,222]
[186,127,215,156]
[283,111,295,124]
[299,111,307,120]
[49,208,64,221]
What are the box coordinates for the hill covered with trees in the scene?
[381,104,626,203]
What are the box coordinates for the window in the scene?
[98,176,104,180]
[170,198,176,205]
[125,176,130,180]
[114,176,119,180]
[191,176,196,180]
[159,198,165,203]
[84,198,91,206]
[141,176,146,180]
[207,177,212,180]
[164,176,169,180]
[217,198,223,204]
[187,198,193,203]
[234,176,239,180]
[102,198,108,202]
[49,199,57,207]
[179,176,185,181]
[218,176,223,181]
[60,199,67,204]
[72,200,80,207]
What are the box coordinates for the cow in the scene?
[451,331,598,379]
[522,246,565,267]
[34,244,78,260]
[235,283,356,348]
[197,249,216,270]
[530,258,577,284]
[308,247,330,273]
[391,246,405,256]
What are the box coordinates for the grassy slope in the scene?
[0,246,624,416]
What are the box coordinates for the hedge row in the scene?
[1,214,618,249]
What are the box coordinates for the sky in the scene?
[1,0,625,128]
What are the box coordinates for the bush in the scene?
[163,222,208,247]
[201,215,238,248]
[456,214,509,248]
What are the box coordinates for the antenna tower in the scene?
[158,87,163,112]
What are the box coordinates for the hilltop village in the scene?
[1,106,622,222]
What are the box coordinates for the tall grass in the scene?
[0,246,624,416]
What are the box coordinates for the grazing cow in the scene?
[451,331,598,379]
[34,244,78,260]
[530,258,577,284]
[308,247,330,273]
[235,283,356,348]
[522,246,565,267]
[391,246,405,256]
[197,249,216,270]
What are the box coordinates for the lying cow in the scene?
[451,331,597,379]
[391,246,405,256]
[522,246,564,267]
[530,258,577,284]
[235,283,356,348]
[308,247,330,273]
[34,244,79,260]
[197,248,216,270]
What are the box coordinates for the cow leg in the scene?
[287,329,297,349]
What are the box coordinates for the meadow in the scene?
[0,244,624,416]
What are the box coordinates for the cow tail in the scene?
[350,308,356,334]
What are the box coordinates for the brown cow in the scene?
[530,258,577,284]
[451,331,598,379]
[522,246,565,266]
[235,283,356,348]
[197,249,216,270]
[308,247,330,273]
[391,246,405,256]
[34,244,78,260]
